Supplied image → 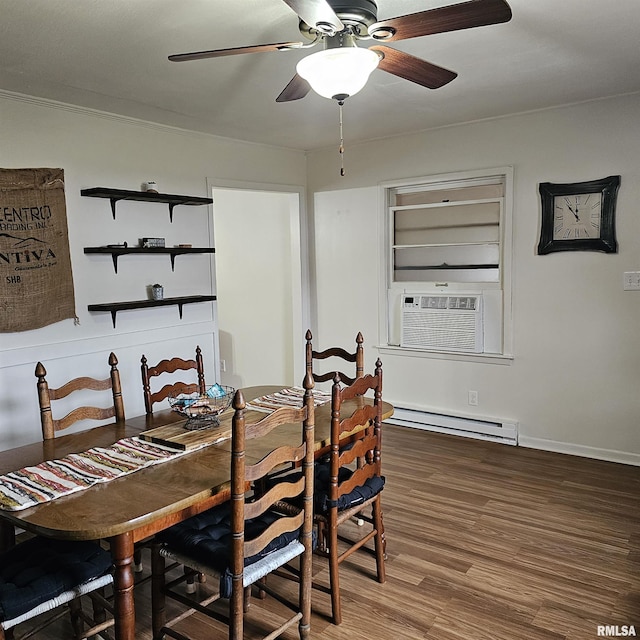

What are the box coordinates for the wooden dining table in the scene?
[0,385,393,640]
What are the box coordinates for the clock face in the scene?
[552,193,602,240]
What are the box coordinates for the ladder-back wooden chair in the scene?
[306,329,369,472]
[313,359,386,625]
[305,329,364,386]
[151,376,315,640]
[0,357,127,639]
[141,345,206,414]
[140,345,208,582]
[36,352,147,574]
[35,352,125,439]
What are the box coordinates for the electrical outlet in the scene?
[623,272,640,291]
[220,359,226,372]
[468,390,478,406]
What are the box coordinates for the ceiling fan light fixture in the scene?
[369,26,396,40]
[296,46,379,100]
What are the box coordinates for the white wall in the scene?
[308,93,640,465]
[0,92,306,451]
[312,186,380,360]
[2,89,639,465]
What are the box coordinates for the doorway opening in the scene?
[210,182,309,388]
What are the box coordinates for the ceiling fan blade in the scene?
[369,0,512,42]
[281,0,344,33]
[276,74,312,102]
[370,45,457,89]
[169,41,304,62]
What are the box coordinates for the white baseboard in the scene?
[386,419,640,467]
[518,435,640,467]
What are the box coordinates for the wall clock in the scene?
[537,175,620,254]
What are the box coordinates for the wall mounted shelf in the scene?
[80,187,213,221]
[84,246,215,273]
[88,295,216,328]
[395,263,499,271]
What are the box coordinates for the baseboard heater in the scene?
[386,405,518,445]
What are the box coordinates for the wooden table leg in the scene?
[151,540,166,638]
[110,531,135,640]
[0,521,15,552]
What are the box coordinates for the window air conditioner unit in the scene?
[401,294,484,353]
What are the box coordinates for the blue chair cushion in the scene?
[265,464,385,513]
[0,536,112,623]
[157,502,301,598]
[313,462,385,512]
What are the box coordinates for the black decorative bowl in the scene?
[168,384,235,430]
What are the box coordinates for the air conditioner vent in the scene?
[401,294,483,352]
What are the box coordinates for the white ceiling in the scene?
[1,0,639,152]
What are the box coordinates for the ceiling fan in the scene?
[169,0,513,103]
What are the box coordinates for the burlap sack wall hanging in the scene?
[0,167,77,332]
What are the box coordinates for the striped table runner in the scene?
[0,388,331,512]
[0,437,191,512]
[246,386,331,413]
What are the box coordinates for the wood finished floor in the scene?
[27,424,640,639]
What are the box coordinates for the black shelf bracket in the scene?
[108,197,121,220]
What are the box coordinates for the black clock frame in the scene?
[537,175,620,255]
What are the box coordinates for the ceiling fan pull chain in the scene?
[338,100,345,177]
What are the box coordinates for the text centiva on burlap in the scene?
[0,168,77,332]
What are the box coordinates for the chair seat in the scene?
[0,537,113,625]
[162,540,305,600]
[270,465,385,513]
[314,464,385,512]
[157,503,302,598]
